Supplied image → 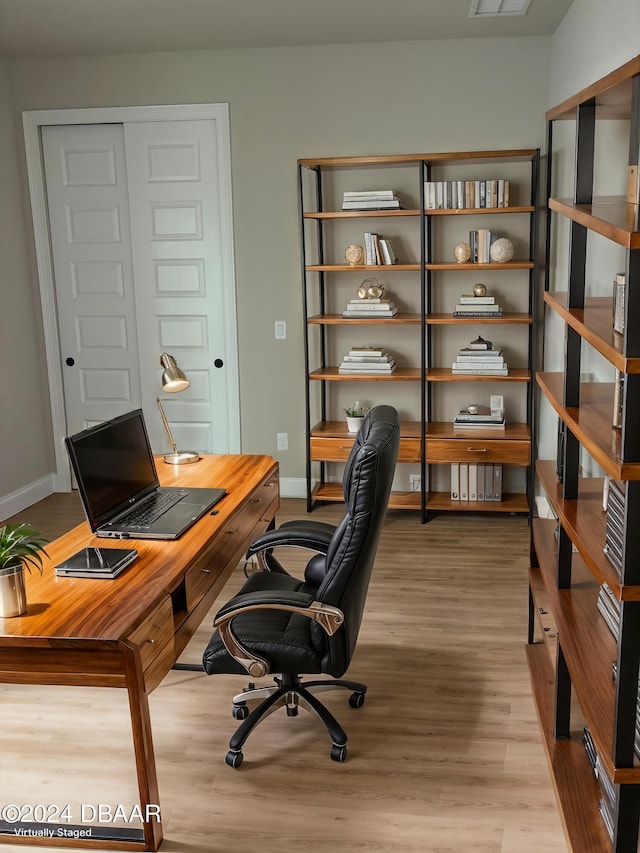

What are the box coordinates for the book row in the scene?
[363,233,399,265]
[342,190,402,211]
[424,179,510,211]
[450,462,502,502]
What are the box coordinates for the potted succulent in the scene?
[0,523,49,617]
[344,401,369,433]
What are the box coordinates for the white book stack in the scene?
[342,297,398,318]
[453,404,505,430]
[452,346,508,376]
[453,293,503,318]
[342,190,402,210]
[338,346,396,375]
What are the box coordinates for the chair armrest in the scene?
[213,590,344,678]
[246,521,335,559]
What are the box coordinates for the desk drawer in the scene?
[311,436,421,463]
[128,596,175,692]
[426,438,530,465]
[184,472,279,612]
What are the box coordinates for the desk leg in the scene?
[122,646,163,852]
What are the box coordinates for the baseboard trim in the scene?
[0,475,56,521]
[279,477,307,499]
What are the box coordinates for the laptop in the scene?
[65,409,226,540]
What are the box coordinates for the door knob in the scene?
[214,359,224,368]
[66,357,75,366]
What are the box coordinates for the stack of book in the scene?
[452,292,502,318]
[454,404,505,430]
[604,478,625,576]
[363,233,398,265]
[468,229,498,263]
[342,190,402,211]
[597,582,621,638]
[450,462,502,501]
[583,727,616,842]
[613,271,626,334]
[342,297,398,318]
[452,345,508,376]
[424,179,510,210]
[338,346,396,375]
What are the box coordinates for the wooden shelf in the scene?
[309,367,422,381]
[426,491,528,513]
[545,55,640,121]
[526,642,614,853]
[535,460,639,601]
[311,420,422,439]
[426,259,534,271]
[536,372,640,479]
[532,516,640,786]
[307,313,422,325]
[299,149,539,169]
[427,313,532,325]
[426,421,530,440]
[312,482,421,511]
[303,206,534,219]
[427,367,530,382]
[549,196,640,249]
[306,263,420,272]
[544,292,640,373]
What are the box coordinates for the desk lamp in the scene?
[156,352,200,464]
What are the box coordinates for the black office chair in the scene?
[202,405,399,767]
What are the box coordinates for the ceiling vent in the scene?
[469,0,531,16]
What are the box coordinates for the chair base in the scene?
[225,673,367,768]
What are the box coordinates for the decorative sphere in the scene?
[345,244,365,266]
[489,237,514,263]
[453,242,472,263]
[473,283,487,297]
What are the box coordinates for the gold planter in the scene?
[0,565,27,617]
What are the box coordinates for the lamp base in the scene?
[163,450,201,465]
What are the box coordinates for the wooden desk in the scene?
[0,454,279,851]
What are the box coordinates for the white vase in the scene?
[346,416,365,433]
[0,564,27,617]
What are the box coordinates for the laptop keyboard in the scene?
[125,491,185,527]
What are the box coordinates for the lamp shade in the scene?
[160,352,190,393]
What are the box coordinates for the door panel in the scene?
[42,124,141,432]
[123,120,231,455]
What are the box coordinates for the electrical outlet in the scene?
[276,432,288,451]
[409,474,421,492]
[275,320,287,340]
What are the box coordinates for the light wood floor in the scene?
[1,497,567,852]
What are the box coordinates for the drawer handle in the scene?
[147,638,156,645]
[226,529,237,535]
[202,568,211,574]
[467,447,488,452]
[250,497,263,503]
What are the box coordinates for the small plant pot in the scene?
[346,416,365,433]
[0,564,27,617]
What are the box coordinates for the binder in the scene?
[477,463,485,500]
[450,462,460,500]
[459,463,469,501]
[493,464,503,501]
[483,463,494,501]
[468,463,478,501]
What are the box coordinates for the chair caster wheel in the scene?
[286,706,298,716]
[226,750,243,768]
[331,744,347,763]
[232,704,249,720]
[349,691,365,708]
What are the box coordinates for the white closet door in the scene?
[41,117,238,456]
[123,119,234,456]
[42,124,142,431]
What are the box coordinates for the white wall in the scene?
[0,58,54,514]
[2,36,550,508]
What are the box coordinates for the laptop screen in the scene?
[65,410,159,531]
